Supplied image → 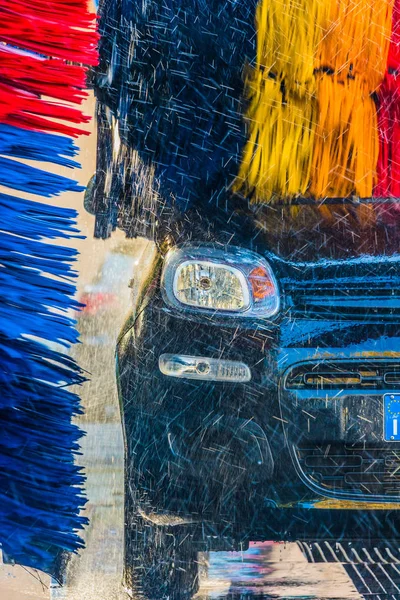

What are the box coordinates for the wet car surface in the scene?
[49,233,400,600]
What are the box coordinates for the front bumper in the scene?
[278,335,400,505]
[118,274,400,519]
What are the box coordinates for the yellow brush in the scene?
[235,0,394,203]
[234,0,325,201]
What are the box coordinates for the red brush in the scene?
[0,0,98,62]
[0,47,89,102]
[0,0,98,137]
[0,83,92,137]
[375,0,400,200]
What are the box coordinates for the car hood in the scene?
[246,202,400,321]
[249,201,400,262]
[178,200,400,320]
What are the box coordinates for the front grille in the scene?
[297,444,400,497]
[282,360,400,499]
[286,361,400,391]
[283,280,400,320]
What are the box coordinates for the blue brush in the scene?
[0,0,98,575]
[0,127,88,574]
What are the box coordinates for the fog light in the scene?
[159,354,251,382]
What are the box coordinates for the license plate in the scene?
[384,394,400,441]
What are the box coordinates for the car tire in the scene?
[124,486,200,600]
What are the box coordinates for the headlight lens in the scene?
[162,245,279,319]
[173,261,249,311]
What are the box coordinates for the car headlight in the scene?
[161,245,279,318]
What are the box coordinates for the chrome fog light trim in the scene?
[159,354,251,382]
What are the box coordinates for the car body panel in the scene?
[116,229,400,540]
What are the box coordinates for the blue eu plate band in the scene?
[384,394,400,441]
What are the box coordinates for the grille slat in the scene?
[286,362,400,391]
[284,279,400,319]
[298,445,400,496]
